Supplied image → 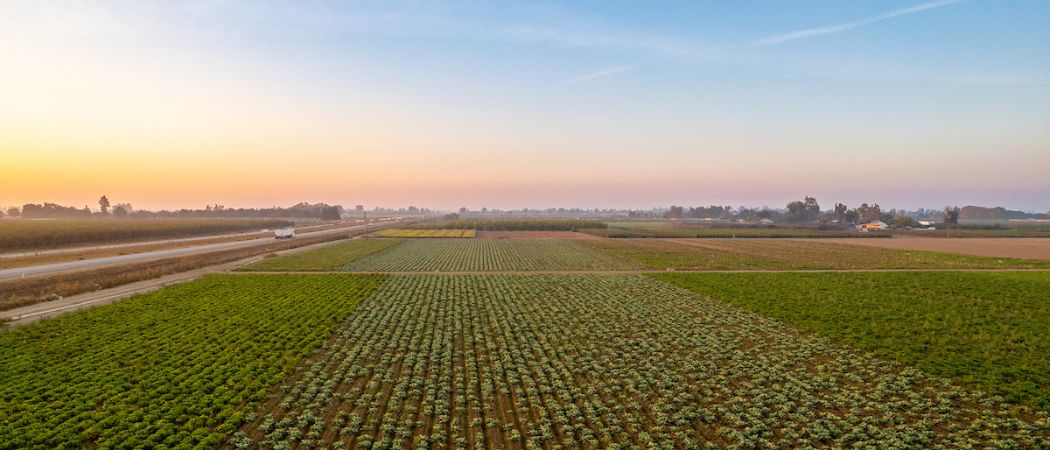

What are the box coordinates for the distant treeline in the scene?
[0,219,292,251]
[11,202,342,220]
[421,219,608,231]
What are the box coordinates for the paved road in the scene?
[0,222,390,281]
[0,237,354,326]
[0,221,352,259]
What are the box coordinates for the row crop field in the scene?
[0,218,293,251]
[583,226,882,239]
[582,238,1050,270]
[652,271,1050,411]
[375,229,478,238]
[240,275,1049,449]
[0,274,385,448]
[339,239,644,272]
[419,219,607,231]
[241,239,403,271]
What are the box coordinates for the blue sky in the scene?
[1,1,1048,210]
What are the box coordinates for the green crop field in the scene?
[652,271,1050,410]
[0,274,384,448]
[240,238,403,271]
[340,239,644,272]
[583,238,1050,270]
[239,275,1048,449]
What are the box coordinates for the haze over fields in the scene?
[2,0,1048,210]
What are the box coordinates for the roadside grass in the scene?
[238,239,403,271]
[651,271,1050,410]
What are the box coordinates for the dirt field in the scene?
[477,230,599,239]
[812,237,1050,260]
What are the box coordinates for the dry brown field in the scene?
[812,237,1050,260]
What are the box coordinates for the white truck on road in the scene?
[274,227,295,239]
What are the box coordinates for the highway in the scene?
[0,221,398,281]
[0,221,352,259]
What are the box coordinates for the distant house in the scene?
[858,221,888,232]
[758,218,775,225]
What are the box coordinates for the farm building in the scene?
[859,221,888,232]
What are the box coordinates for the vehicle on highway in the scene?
[274,227,295,239]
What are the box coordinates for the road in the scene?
[0,221,395,281]
[0,221,352,259]
[0,237,355,326]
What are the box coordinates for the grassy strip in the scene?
[0,232,352,312]
[0,274,386,448]
[239,238,403,271]
[651,272,1050,410]
[0,218,293,251]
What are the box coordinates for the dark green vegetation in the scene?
[0,274,384,448]
[652,271,1050,410]
[0,218,293,251]
[241,275,1048,448]
[241,238,403,271]
[583,238,1050,270]
[419,219,607,231]
[340,239,643,272]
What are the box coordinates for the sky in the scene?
[1,0,1048,212]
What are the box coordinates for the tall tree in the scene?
[834,203,848,222]
[98,195,110,214]
[944,206,960,225]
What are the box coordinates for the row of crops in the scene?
[340,239,644,272]
[418,219,607,231]
[239,275,1049,448]
[374,229,478,238]
[240,238,403,271]
[242,237,1050,274]
[0,274,385,448]
[654,271,1050,410]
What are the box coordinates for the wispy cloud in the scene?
[753,0,962,46]
[559,64,636,86]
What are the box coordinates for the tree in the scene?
[321,205,341,220]
[113,205,128,218]
[6,207,19,217]
[893,215,915,228]
[855,203,883,223]
[944,206,960,225]
[785,196,820,222]
[0,208,4,219]
[664,205,684,219]
[98,195,110,214]
[833,203,848,222]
